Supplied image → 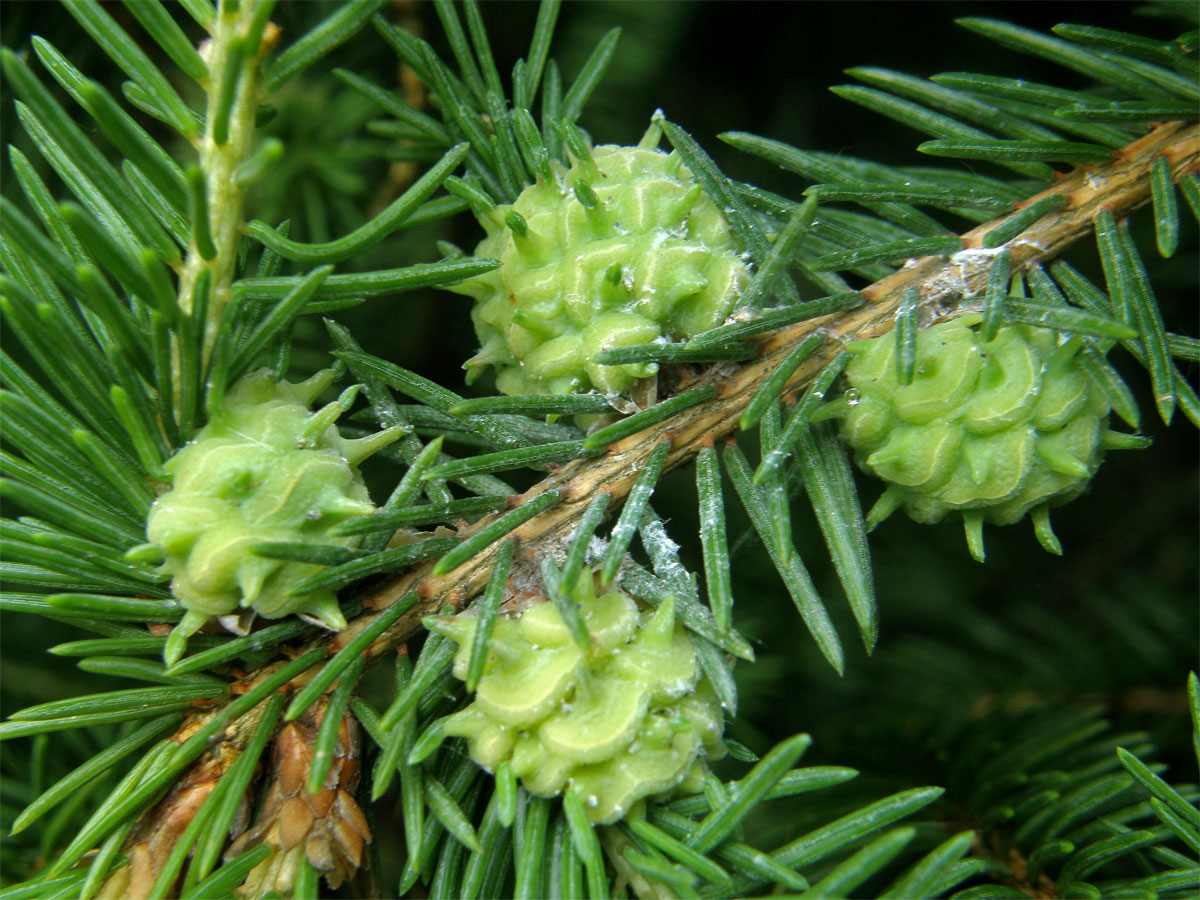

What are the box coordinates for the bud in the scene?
[428,572,726,824]
[229,701,370,897]
[448,127,752,397]
[821,317,1139,560]
[146,369,401,663]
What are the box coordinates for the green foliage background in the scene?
[0,1,1196,898]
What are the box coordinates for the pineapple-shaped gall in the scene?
[447,126,751,396]
[819,317,1144,560]
[427,573,726,824]
[146,370,401,664]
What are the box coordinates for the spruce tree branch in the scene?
[113,121,1197,868]
[349,120,1197,641]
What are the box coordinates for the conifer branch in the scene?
[346,119,1197,642]
[3,4,1195,893]
[117,124,1197,827]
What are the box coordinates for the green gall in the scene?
[428,572,726,824]
[823,317,1143,561]
[146,370,402,664]
[447,130,752,397]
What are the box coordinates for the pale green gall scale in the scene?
[146,370,402,664]
[820,317,1141,560]
[427,573,726,824]
[447,134,752,397]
